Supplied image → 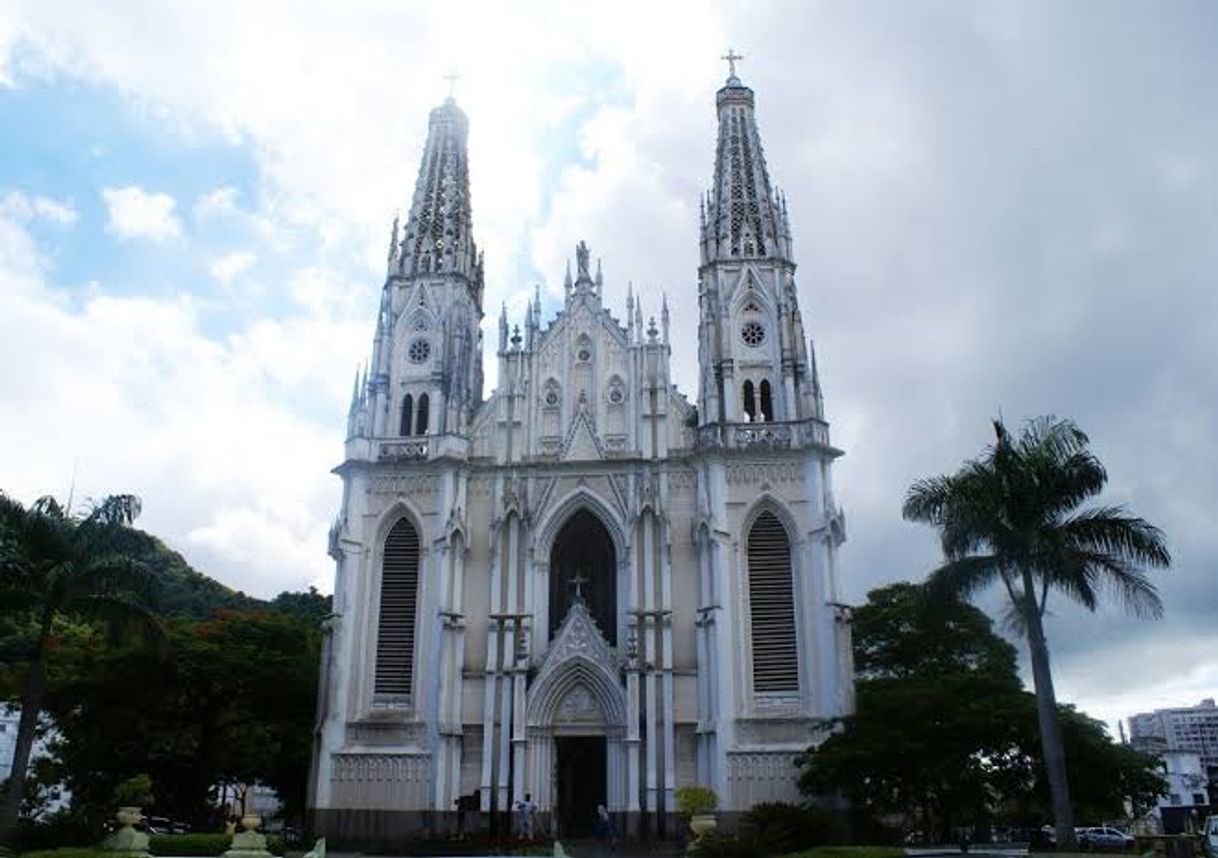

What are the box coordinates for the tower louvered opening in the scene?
[375,518,420,696]
[747,510,798,693]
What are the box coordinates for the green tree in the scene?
[0,493,162,838]
[43,608,320,827]
[902,417,1170,847]
[801,584,1032,839]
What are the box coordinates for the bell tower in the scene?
[697,53,822,429]
[359,94,485,443]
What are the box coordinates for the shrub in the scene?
[691,830,767,858]
[148,833,282,856]
[19,850,110,858]
[676,786,719,815]
[9,815,98,853]
[740,802,845,855]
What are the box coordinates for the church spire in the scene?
[701,54,791,263]
[397,95,479,285]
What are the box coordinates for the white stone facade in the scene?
[309,71,854,843]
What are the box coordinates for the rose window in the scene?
[408,338,431,364]
[740,321,766,347]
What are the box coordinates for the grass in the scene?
[782,848,905,858]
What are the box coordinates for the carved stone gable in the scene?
[541,599,614,668]
[562,407,603,461]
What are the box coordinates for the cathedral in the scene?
[308,63,854,844]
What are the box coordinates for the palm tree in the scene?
[0,492,162,838]
[903,417,1169,849]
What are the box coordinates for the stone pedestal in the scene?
[223,814,273,858]
[102,807,150,858]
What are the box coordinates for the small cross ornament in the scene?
[721,48,744,79]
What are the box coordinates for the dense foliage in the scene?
[0,489,329,840]
[799,583,1166,841]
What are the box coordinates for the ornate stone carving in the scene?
[725,462,803,485]
[379,440,429,461]
[556,685,601,723]
[331,753,432,783]
[369,474,439,495]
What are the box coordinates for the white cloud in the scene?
[208,250,256,286]
[102,185,182,240]
[0,190,77,225]
[0,196,360,596]
[193,186,240,220]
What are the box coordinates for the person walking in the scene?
[515,792,536,841]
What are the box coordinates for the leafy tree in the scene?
[43,608,320,828]
[902,417,1170,847]
[801,584,1032,839]
[800,582,1166,840]
[0,493,162,839]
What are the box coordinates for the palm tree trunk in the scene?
[0,648,48,841]
[1021,572,1075,849]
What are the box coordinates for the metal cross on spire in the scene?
[569,571,589,601]
[721,48,744,80]
[443,70,461,99]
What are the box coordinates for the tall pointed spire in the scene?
[397,95,479,285]
[702,58,791,263]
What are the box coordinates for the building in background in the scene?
[1128,699,1218,833]
[308,64,855,844]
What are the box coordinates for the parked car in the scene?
[1077,826,1135,850]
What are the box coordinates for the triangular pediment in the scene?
[562,407,602,461]
[537,600,616,678]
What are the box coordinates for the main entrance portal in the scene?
[554,736,606,837]
[549,509,616,644]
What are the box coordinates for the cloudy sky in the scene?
[1,1,1216,734]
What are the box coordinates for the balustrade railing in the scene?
[696,418,831,451]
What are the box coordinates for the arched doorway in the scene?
[549,509,617,644]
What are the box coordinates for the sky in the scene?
[1,1,1216,736]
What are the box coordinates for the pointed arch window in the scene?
[375,518,421,696]
[742,380,756,422]
[759,380,773,423]
[747,510,798,693]
[416,392,430,435]
[400,394,414,436]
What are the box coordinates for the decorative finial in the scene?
[443,70,461,100]
[722,48,744,82]
[511,324,522,348]
[570,571,589,601]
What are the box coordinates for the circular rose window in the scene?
[407,338,431,364]
[544,388,560,407]
[608,387,624,404]
[740,321,766,347]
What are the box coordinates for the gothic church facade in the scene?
[309,68,854,842]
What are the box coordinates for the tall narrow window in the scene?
[742,381,756,422]
[759,380,773,423]
[375,518,421,696]
[747,511,798,693]
[416,392,430,435]
[400,394,414,436]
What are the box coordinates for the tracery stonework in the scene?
[311,68,855,845]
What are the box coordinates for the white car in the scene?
[1077,827,1135,850]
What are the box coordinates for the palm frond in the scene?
[74,555,161,608]
[925,554,1004,603]
[1062,507,1171,568]
[1066,551,1164,620]
[62,592,164,646]
[80,494,142,528]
